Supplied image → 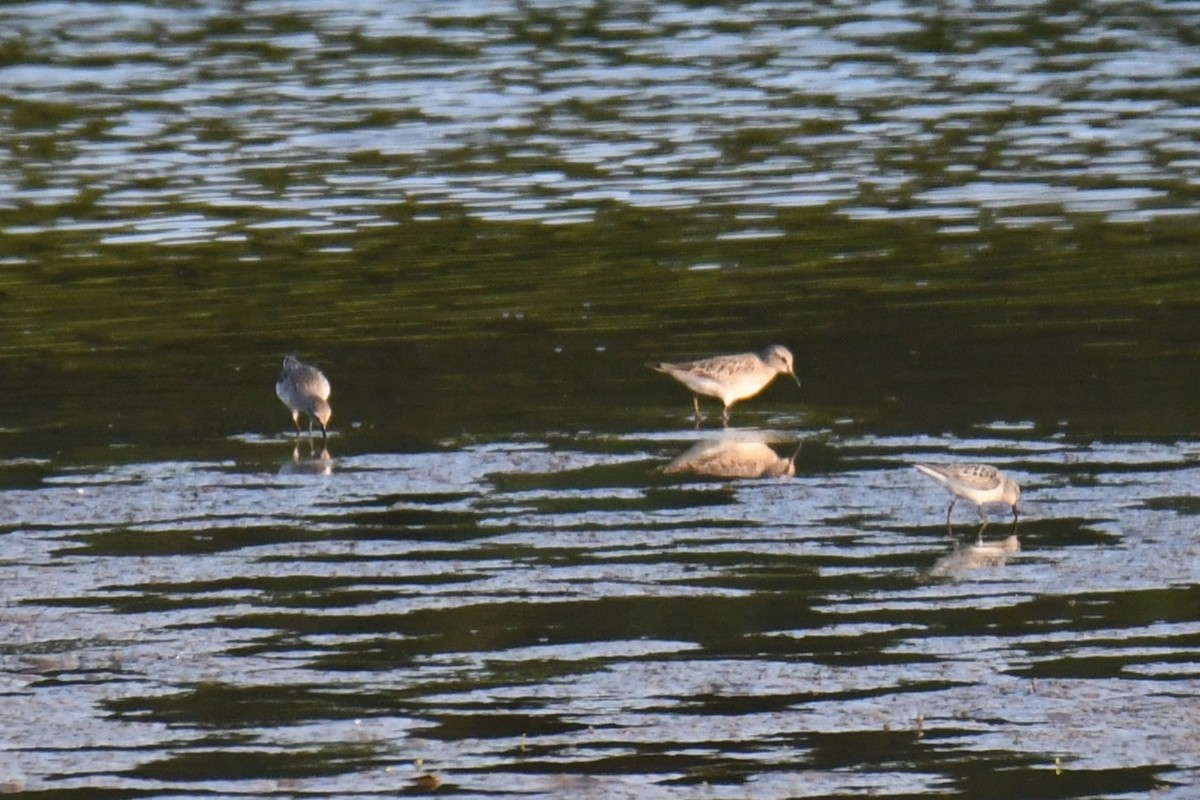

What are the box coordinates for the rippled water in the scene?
[1,1,1199,239]
[1,1,1199,798]
[3,432,1198,797]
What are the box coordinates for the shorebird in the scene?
[648,344,800,425]
[275,355,332,442]
[914,463,1020,532]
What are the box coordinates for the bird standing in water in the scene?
[276,355,332,443]
[914,462,1020,533]
[649,344,800,425]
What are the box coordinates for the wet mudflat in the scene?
[0,1,1199,798]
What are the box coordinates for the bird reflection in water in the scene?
[662,438,799,479]
[926,534,1020,579]
[279,443,333,476]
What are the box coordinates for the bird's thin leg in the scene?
[977,505,990,537]
[721,405,730,428]
[292,413,302,439]
[692,395,703,426]
[944,497,957,533]
[1011,505,1019,531]
[319,423,328,445]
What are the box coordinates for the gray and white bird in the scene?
[275,355,332,442]
[914,462,1020,531]
[648,344,800,425]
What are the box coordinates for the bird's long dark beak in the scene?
[792,373,802,389]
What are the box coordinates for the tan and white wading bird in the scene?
[648,344,800,425]
[275,355,332,443]
[914,462,1020,533]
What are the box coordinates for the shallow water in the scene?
[1,1,1199,798]
[2,432,1198,797]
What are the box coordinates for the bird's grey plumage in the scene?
[649,344,800,424]
[914,462,1020,532]
[276,355,332,442]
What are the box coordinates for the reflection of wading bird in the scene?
[276,356,332,443]
[914,463,1020,532]
[648,345,800,425]
[280,444,333,476]
[662,439,799,479]
[927,534,1020,579]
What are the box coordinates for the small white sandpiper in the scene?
[914,462,1020,531]
[648,344,800,425]
[276,355,332,443]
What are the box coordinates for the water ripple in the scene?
[1,2,1198,235]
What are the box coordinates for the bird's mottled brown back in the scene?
[951,463,1002,490]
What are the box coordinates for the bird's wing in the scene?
[943,464,1001,490]
[680,354,757,381]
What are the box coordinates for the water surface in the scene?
[0,2,1198,798]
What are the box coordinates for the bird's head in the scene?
[762,344,800,387]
